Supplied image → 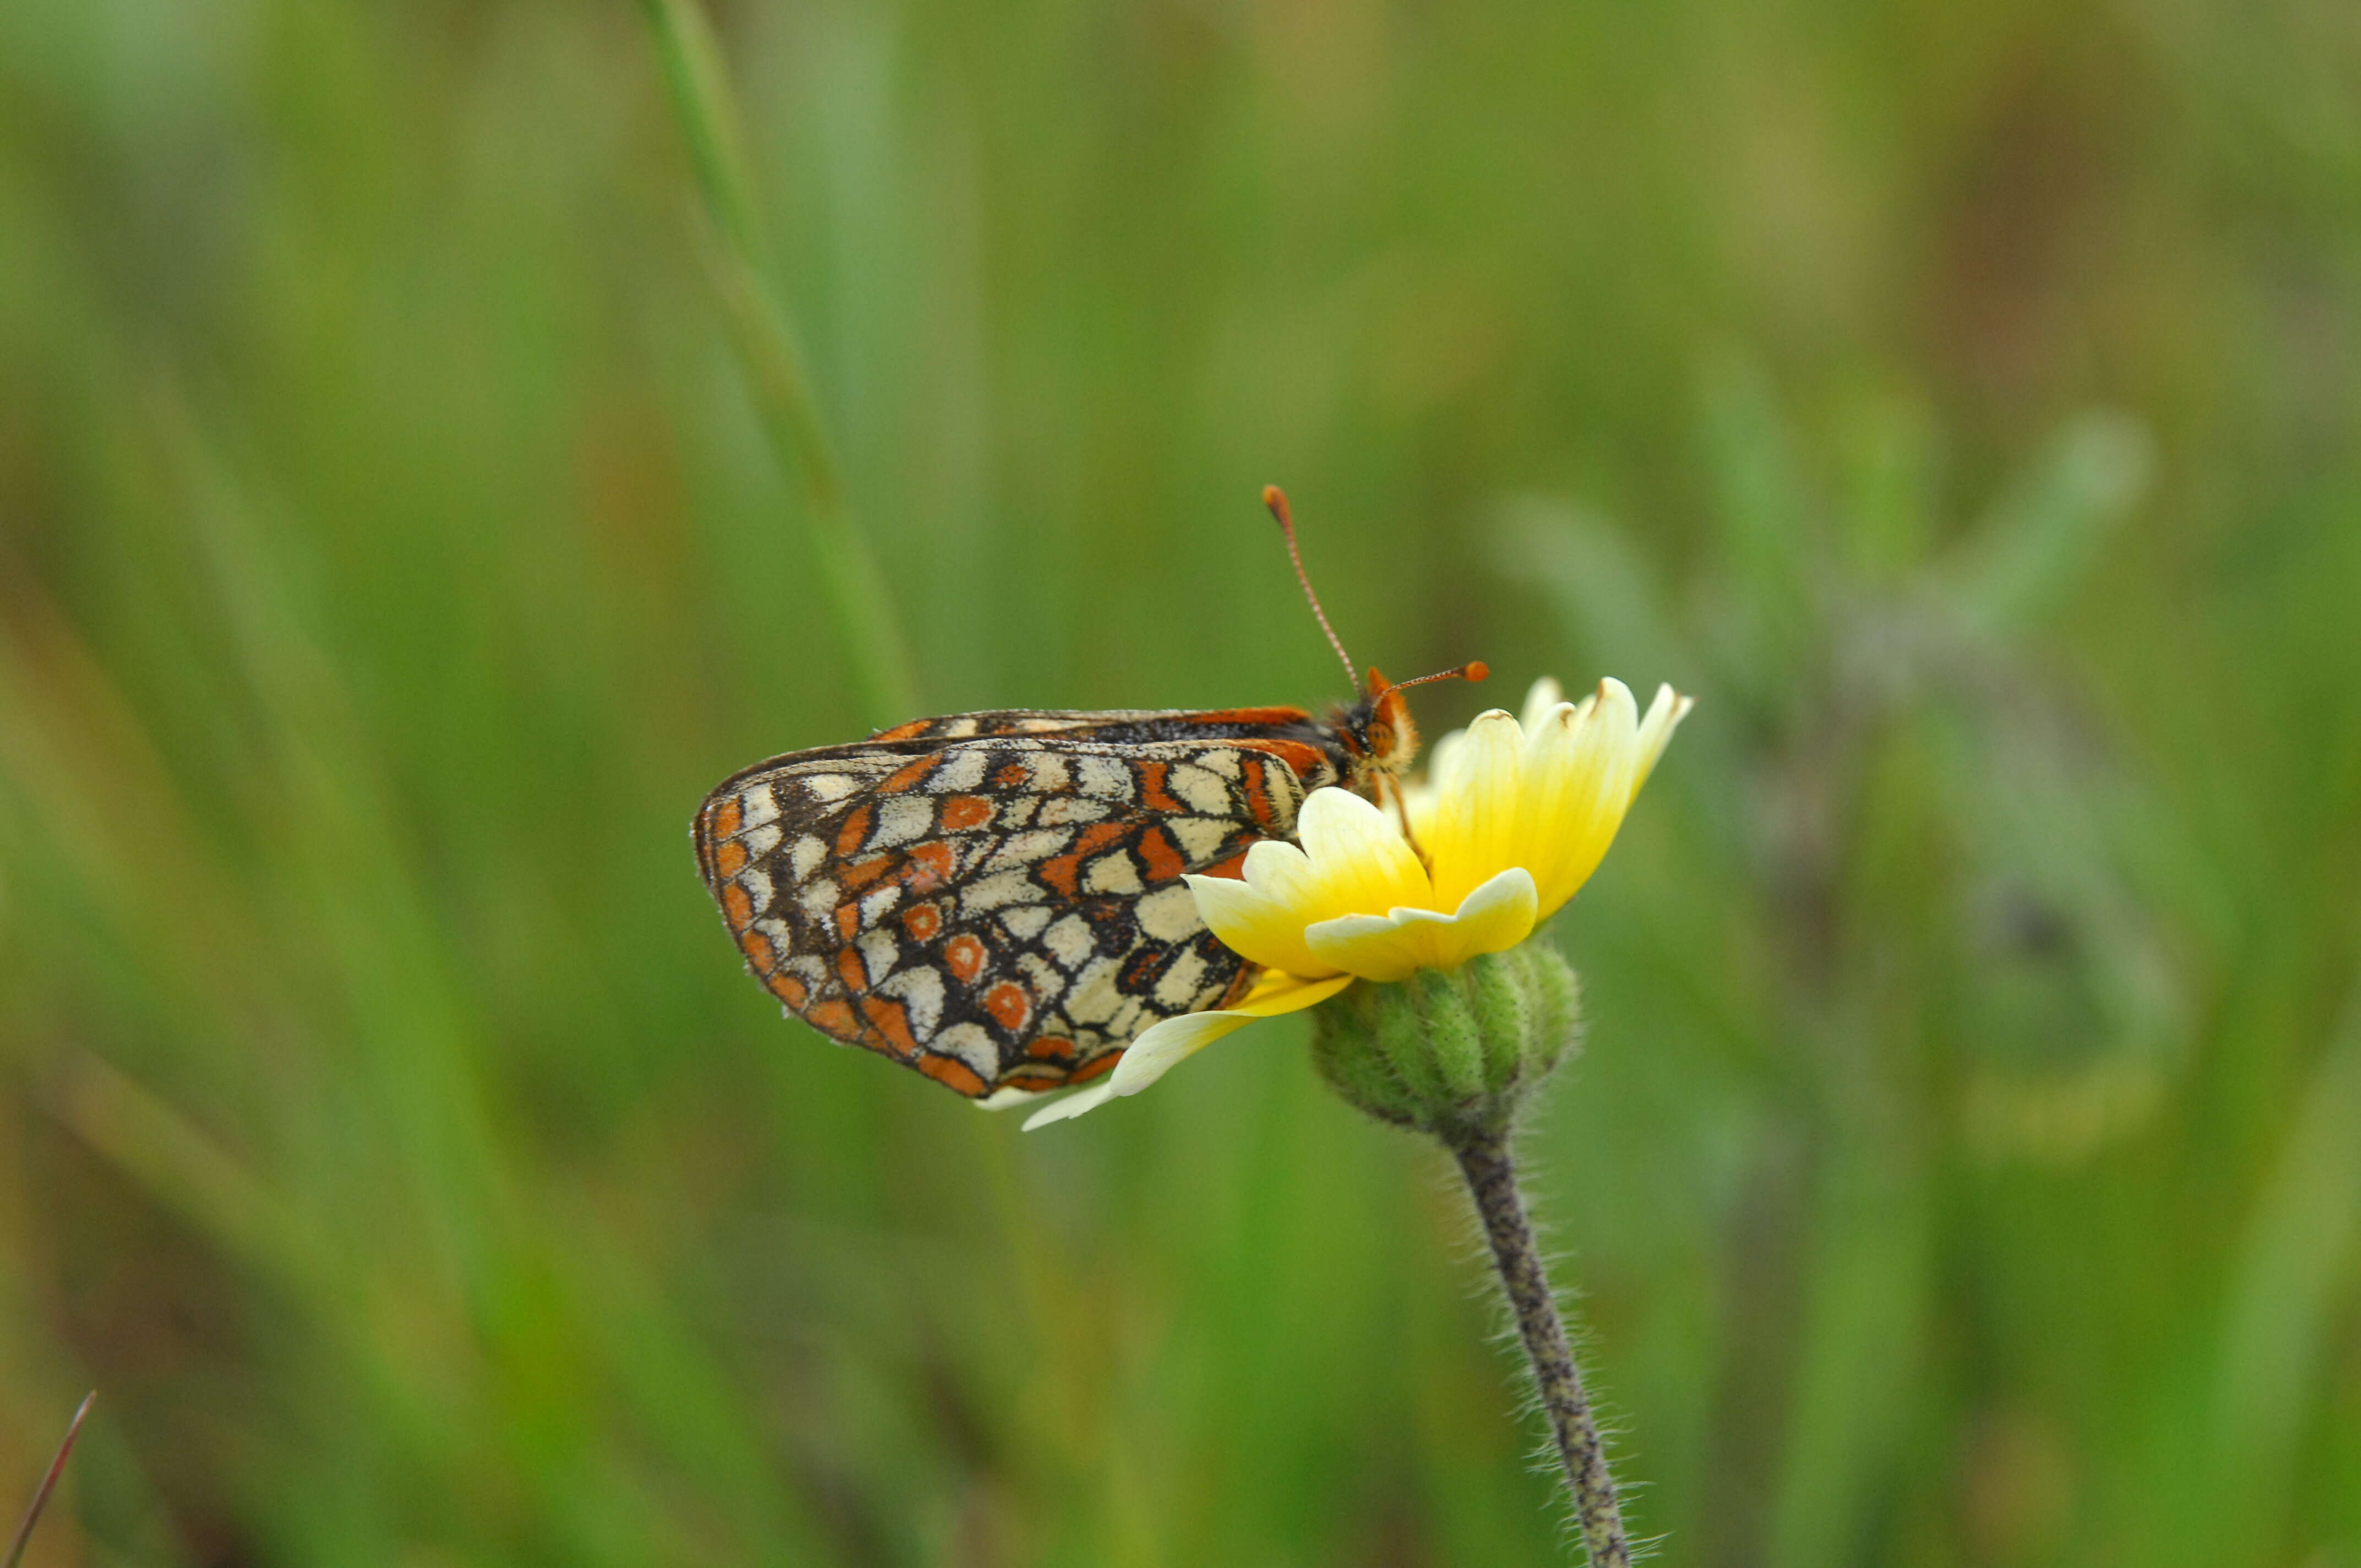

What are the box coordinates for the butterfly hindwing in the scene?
[694,721,1342,1097]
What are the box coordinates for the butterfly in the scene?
[690,488,1483,1101]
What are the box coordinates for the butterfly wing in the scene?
[694,725,1334,1098]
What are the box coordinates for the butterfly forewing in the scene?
[694,711,1349,1098]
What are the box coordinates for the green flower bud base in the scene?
[1308,939,1583,1142]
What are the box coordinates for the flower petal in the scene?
[1230,967,1359,1017]
[1632,683,1694,795]
[1020,1081,1119,1130]
[1303,866,1539,982]
[1426,710,1526,910]
[1294,787,1432,916]
[1186,842,1333,977]
[1105,1011,1261,1096]
[1525,677,1643,916]
[1188,790,1429,977]
[1518,676,1567,733]
[1107,971,1355,1098]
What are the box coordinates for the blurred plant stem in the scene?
[1454,1131,1630,1567]
[3,1391,93,1568]
[639,0,920,725]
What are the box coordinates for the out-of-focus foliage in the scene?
[3,0,2358,1563]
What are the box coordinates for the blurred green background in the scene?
[3,0,2359,1562]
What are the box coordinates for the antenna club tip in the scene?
[1261,484,1290,518]
[1464,660,1489,683]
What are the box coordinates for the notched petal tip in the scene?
[1518,676,1567,732]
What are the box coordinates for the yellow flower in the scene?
[1020,676,1691,1130]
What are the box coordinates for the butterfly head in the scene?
[1332,662,1488,786]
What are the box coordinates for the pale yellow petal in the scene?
[1104,971,1353,1097]
[1631,683,1694,796]
[1528,677,1642,916]
[1294,787,1433,916]
[1230,967,1358,1017]
[977,1084,1049,1111]
[1303,867,1539,982]
[1424,725,1468,793]
[1020,1081,1119,1130]
[1105,1010,1264,1097]
[1186,840,1336,977]
[1518,676,1566,733]
[1427,710,1525,909]
[1510,698,1583,913]
[1189,790,1430,977]
[1398,774,1440,850]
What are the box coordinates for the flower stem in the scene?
[1452,1129,1631,1567]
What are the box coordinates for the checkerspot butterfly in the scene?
[692,488,1484,1101]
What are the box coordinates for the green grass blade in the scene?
[640,0,920,724]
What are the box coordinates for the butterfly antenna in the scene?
[1375,661,1490,701]
[1263,486,1361,691]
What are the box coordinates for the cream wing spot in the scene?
[961,868,1037,914]
[741,788,781,827]
[1025,755,1072,791]
[933,1021,995,1069]
[1036,796,1112,826]
[1196,748,1242,778]
[1155,949,1210,1010]
[1064,960,1123,1025]
[798,879,841,919]
[999,906,1053,941]
[986,829,1076,874]
[1016,951,1063,996]
[790,835,827,881]
[1043,915,1095,970]
[857,928,900,984]
[1083,851,1144,895]
[1075,755,1130,798]
[930,750,988,792]
[878,967,945,1037]
[859,883,903,925]
[801,774,858,804]
[737,868,775,916]
[1171,816,1228,861]
[1134,883,1203,943]
[1169,764,1230,813]
[872,794,934,849]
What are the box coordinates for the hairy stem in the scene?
[1453,1129,1630,1567]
